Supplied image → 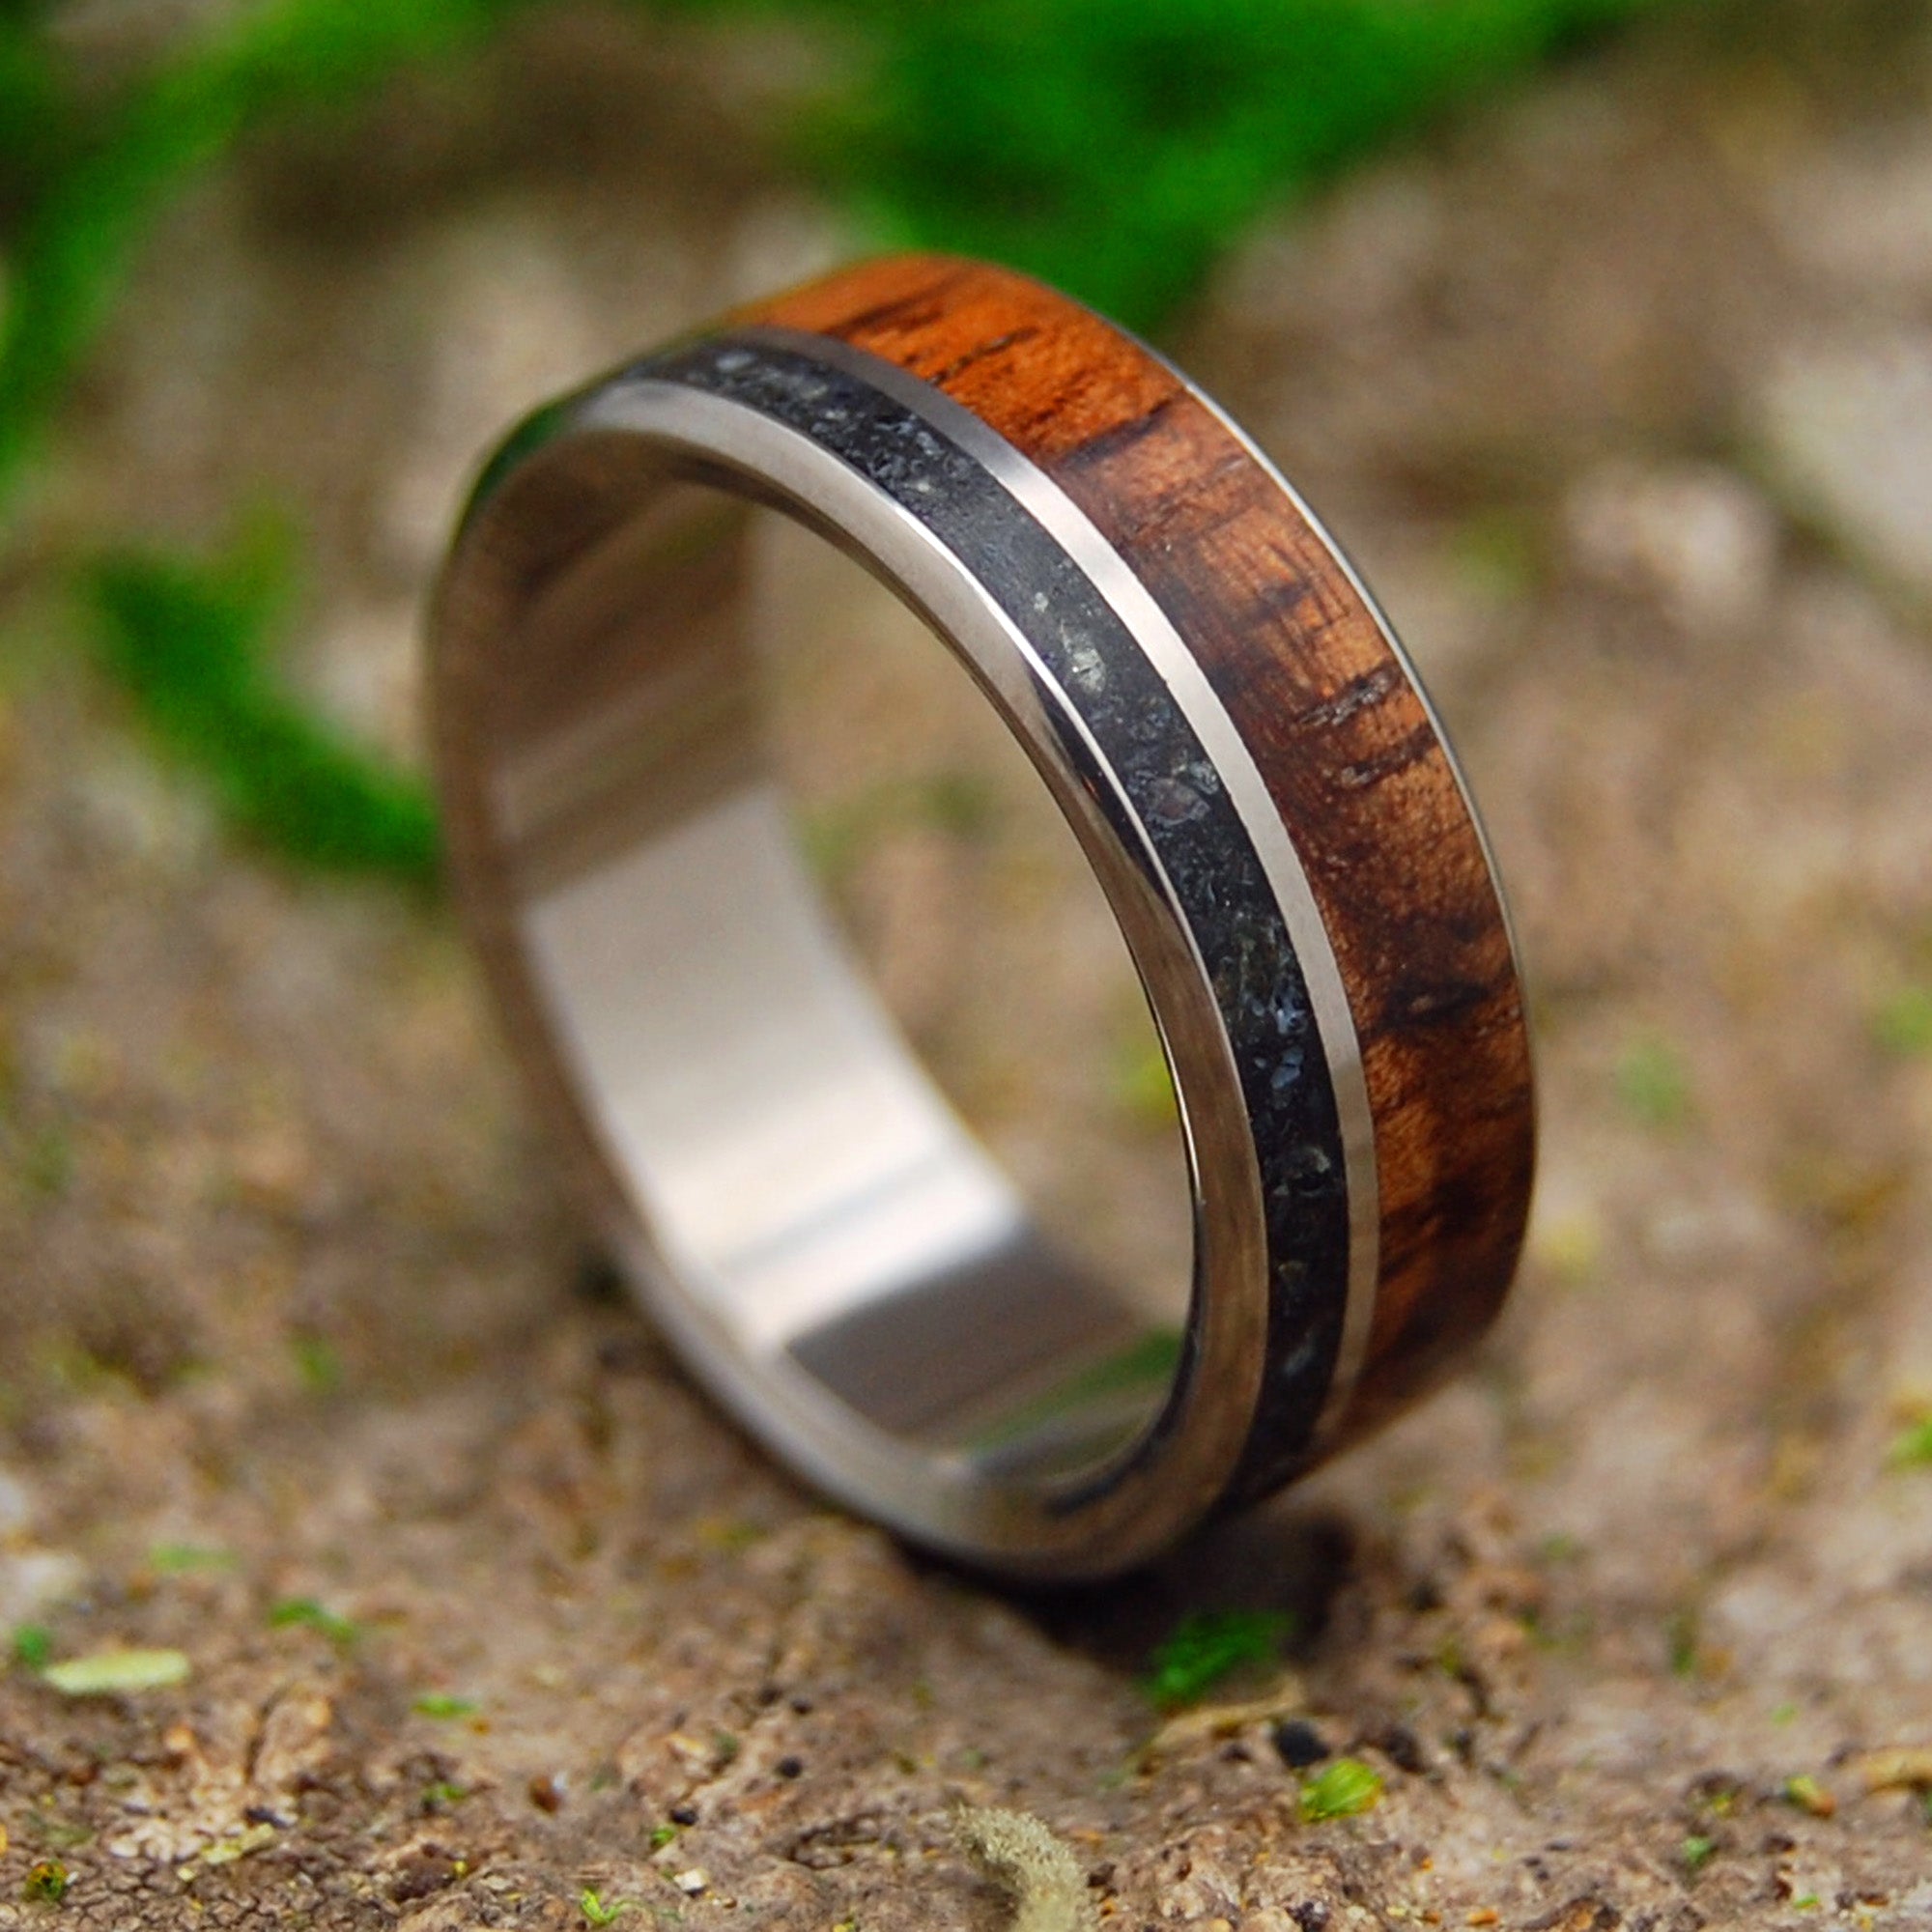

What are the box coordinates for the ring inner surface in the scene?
[488,474,1194,1493]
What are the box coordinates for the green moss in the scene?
[1141,1606,1292,1709]
[412,1691,479,1719]
[1680,1833,1716,1873]
[268,1596,361,1646]
[1781,1774,1833,1818]
[580,1890,637,1926]
[21,1860,69,1903]
[291,1333,346,1394]
[1873,985,1932,1058]
[1888,1415,1932,1468]
[1615,1034,1693,1131]
[11,1622,53,1671]
[1299,1755,1382,1821]
[149,1542,236,1575]
[1666,1605,1700,1677]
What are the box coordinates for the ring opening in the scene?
[488,473,1196,1495]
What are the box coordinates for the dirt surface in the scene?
[5,5,1932,1927]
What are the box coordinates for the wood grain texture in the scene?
[746,254,1535,1457]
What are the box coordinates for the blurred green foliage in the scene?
[0,0,543,507]
[797,0,1669,330]
[84,517,440,879]
[0,0,1677,874]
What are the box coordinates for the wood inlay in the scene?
[745,255,1536,1456]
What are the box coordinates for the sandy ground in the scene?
[4,3,1932,1926]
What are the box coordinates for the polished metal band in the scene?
[432,309,1400,1578]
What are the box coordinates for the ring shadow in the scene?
[933,1505,1362,1691]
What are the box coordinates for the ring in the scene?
[429,254,1535,1580]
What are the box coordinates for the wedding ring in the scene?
[429,254,1534,1579]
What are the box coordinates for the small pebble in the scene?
[672,1867,709,1895]
[668,1803,699,1827]
[528,1773,564,1813]
[1375,1723,1427,1775]
[775,1755,804,1779]
[1272,1719,1331,1770]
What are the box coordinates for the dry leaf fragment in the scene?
[43,1646,190,1695]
